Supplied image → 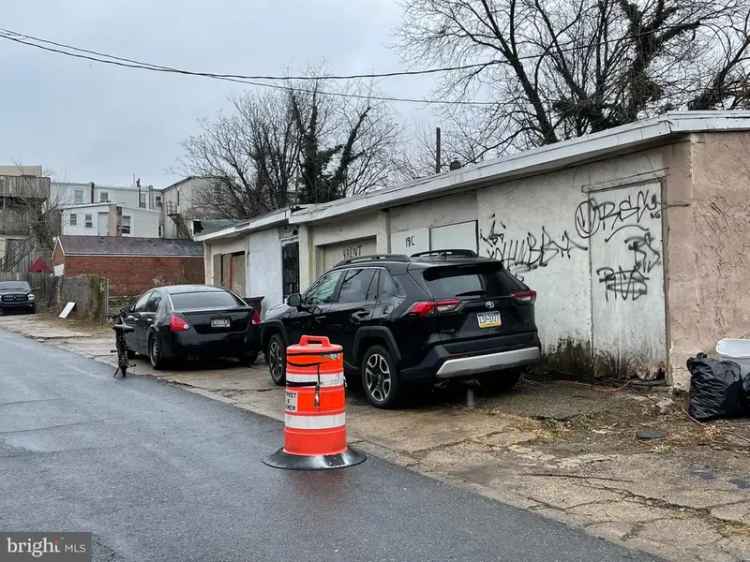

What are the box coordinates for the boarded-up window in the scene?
[213,254,221,286]
[430,221,478,254]
[221,254,231,289]
[231,252,246,296]
[220,251,246,296]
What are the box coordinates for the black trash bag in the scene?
[687,353,749,421]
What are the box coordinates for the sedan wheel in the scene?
[362,345,401,408]
[267,334,286,386]
[149,334,166,370]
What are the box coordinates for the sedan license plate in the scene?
[211,318,231,328]
[476,311,502,329]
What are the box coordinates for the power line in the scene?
[0,26,503,81]
[0,21,702,83]
[0,30,504,106]
[0,22,711,105]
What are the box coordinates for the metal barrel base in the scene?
[263,447,367,471]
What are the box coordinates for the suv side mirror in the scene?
[286,293,302,308]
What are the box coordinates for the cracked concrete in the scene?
[2,313,749,562]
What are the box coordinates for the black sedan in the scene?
[120,285,261,369]
[0,281,36,314]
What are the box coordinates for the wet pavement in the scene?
[0,328,659,561]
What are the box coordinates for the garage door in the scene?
[321,237,377,272]
[430,221,478,253]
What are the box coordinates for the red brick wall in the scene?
[62,255,205,296]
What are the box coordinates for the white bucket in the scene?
[716,339,750,376]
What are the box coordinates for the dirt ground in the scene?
[2,312,749,562]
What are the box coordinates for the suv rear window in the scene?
[170,291,243,311]
[422,263,523,299]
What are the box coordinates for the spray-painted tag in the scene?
[285,390,298,412]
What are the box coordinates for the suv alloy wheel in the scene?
[361,345,401,408]
[267,334,286,386]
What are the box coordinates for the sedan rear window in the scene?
[423,263,524,299]
[170,291,244,311]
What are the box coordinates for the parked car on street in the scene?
[119,285,261,369]
[0,281,36,314]
[260,250,541,408]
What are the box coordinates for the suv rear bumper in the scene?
[436,347,540,379]
[399,331,541,383]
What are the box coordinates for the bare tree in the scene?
[399,0,750,159]
[0,167,55,272]
[182,82,400,218]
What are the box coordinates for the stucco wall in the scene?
[247,228,283,316]
[665,133,750,390]
[476,149,668,371]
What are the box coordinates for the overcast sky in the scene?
[0,0,437,187]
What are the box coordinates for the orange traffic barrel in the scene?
[264,335,366,470]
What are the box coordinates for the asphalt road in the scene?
[0,329,659,562]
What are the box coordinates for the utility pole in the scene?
[435,127,441,174]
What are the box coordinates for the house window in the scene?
[99,192,109,203]
[84,214,93,228]
[155,195,162,208]
[121,216,131,235]
[74,190,84,204]
[139,192,146,209]
[69,213,77,226]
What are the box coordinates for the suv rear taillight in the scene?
[407,299,462,317]
[169,314,190,332]
[511,290,537,304]
[250,309,261,326]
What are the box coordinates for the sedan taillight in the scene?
[169,314,190,332]
[407,299,462,317]
[511,290,537,304]
[250,309,261,326]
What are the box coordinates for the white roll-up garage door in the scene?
[320,237,377,272]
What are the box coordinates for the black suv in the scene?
[260,250,541,408]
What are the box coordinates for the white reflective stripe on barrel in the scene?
[285,372,345,387]
[284,412,346,430]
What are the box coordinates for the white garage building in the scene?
[197,111,750,390]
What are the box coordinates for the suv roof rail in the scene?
[411,249,478,258]
[336,254,410,266]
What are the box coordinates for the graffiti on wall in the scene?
[596,230,662,301]
[574,188,661,242]
[480,187,663,303]
[479,214,587,277]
